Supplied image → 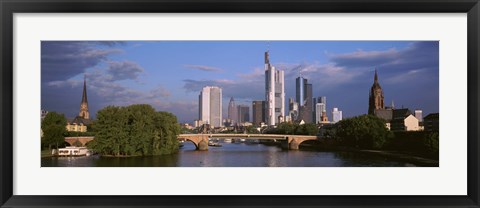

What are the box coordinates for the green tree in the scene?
[41,112,67,150]
[424,131,439,158]
[245,126,260,134]
[295,123,319,136]
[88,104,180,156]
[335,115,390,149]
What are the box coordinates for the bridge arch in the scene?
[178,135,209,151]
[182,139,199,150]
[287,136,318,150]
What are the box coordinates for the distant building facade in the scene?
[288,98,299,122]
[264,50,285,126]
[227,97,237,125]
[415,109,423,122]
[252,101,266,126]
[423,113,439,131]
[315,103,325,124]
[390,108,420,131]
[237,105,250,123]
[315,96,327,123]
[41,109,48,120]
[332,107,343,123]
[199,86,223,128]
[296,76,313,123]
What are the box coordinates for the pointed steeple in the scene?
[374,68,378,83]
[81,75,88,104]
[79,74,90,119]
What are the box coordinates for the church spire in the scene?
[79,75,90,119]
[81,74,88,104]
[368,69,385,115]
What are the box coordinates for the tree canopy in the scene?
[87,104,180,156]
[265,122,318,136]
[335,114,390,149]
[41,112,67,150]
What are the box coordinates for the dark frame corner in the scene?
[1,0,479,207]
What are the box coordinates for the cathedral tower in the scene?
[79,76,90,119]
[368,69,384,115]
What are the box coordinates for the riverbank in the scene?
[300,142,438,167]
[41,149,53,158]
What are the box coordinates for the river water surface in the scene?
[41,141,415,167]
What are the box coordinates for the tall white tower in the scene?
[264,51,285,126]
[332,107,343,123]
[199,86,222,128]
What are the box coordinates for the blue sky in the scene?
[41,41,439,124]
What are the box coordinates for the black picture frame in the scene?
[1,0,479,207]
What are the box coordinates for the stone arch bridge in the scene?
[64,136,94,146]
[177,134,317,151]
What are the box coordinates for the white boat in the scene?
[57,146,90,156]
[224,138,232,143]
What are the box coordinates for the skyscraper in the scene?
[332,107,343,123]
[296,77,306,106]
[79,75,90,119]
[227,97,237,124]
[288,98,299,122]
[237,105,250,123]
[199,86,222,128]
[264,50,285,126]
[252,101,266,126]
[296,76,313,123]
[315,103,325,124]
[315,96,327,123]
[368,69,385,115]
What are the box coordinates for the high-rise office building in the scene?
[314,96,327,123]
[237,105,250,123]
[296,77,306,106]
[296,76,313,123]
[318,96,326,111]
[315,103,325,124]
[227,97,237,124]
[288,98,299,122]
[252,101,266,126]
[332,107,343,123]
[264,50,285,126]
[199,86,222,128]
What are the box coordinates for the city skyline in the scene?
[41,41,439,124]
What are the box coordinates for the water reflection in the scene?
[41,142,414,167]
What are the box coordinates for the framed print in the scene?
[1,0,479,207]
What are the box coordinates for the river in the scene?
[41,141,416,167]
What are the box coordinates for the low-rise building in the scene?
[66,116,91,132]
[424,113,439,131]
[390,108,420,131]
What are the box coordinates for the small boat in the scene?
[208,141,222,147]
